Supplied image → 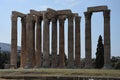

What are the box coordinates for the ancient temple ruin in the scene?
[10,6,111,69]
[84,6,111,68]
[11,8,81,68]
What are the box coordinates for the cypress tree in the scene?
[95,35,104,68]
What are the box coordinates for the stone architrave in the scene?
[84,12,92,68]
[51,17,57,68]
[25,14,34,68]
[75,16,81,68]
[20,16,26,68]
[35,16,42,68]
[87,6,108,12]
[58,15,66,68]
[68,14,74,68]
[11,14,17,68]
[103,10,111,68]
[43,12,50,67]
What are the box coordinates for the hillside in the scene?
[0,42,21,53]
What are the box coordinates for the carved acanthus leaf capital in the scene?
[51,18,57,23]
[67,14,74,20]
[26,14,34,23]
[84,12,92,20]
[103,10,110,18]
[36,16,42,23]
[58,15,67,21]
[21,16,26,23]
[75,16,81,23]
[11,14,18,21]
[45,11,56,19]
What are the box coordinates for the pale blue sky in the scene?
[0,0,120,58]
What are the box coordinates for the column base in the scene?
[34,66,41,68]
[103,64,112,69]
[5,64,17,69]
[59,64,65,68]
[43,62,50,68]
[67,62,75,68]
[85,64,92,69]
[75,65,81,69]
[24,65,33,69]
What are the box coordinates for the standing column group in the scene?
[11,9,81,69]
[11,7,111,69]
[84,7,111,68]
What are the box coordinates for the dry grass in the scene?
[0,69,120,78]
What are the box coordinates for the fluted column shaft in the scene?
[11,14,17,68]
[51,18,57,68]
[25,14,34,68]
[59,16,66,68]
[84,12,92,68]
[20,16,26,68]
[103,10,111,67]
[43,12,50,67]
[75,16,81,68]
[32,20,36,67]
[68,14,74,68]
[35,16,42,67]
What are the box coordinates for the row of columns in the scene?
[84,10,111,68]
[11,7,111,69]
[11,10,81,68]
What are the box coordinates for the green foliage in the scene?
[0,52,10,69]
[95,35,104,68]
[111,56,120,69]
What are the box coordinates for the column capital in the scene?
[26,14,34,23]
[75,16,81,23]
[67,14,74,19]
[51,17,57,23]
[36,16,42,22]
[11,14,17,21]
[44,11,56,19]
[21,16,26,23]
[84,12,92,20]
[58,15,66,21]
[103,10,110,18]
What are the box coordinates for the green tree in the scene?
[0,52,9,69]
[111,56,120,69]
[95,35,104,68]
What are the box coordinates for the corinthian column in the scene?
[32,20,36,67]
[103,10,111,68]
[75,16,81,68]
[58,15,66,68]
[43,12,50,67]
[25,14,34,68]
[35,16,42,68]
[11,14,17,68]
[51,17,57,68]
[20,16,26,68]
[84,12,92,68]
[68,14,74,68]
